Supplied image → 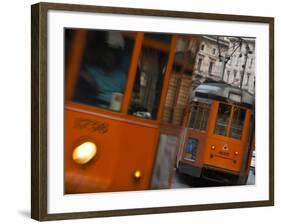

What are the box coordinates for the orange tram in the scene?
[64,29,186,194]
[177,82,255,185]
[64,28,254,194]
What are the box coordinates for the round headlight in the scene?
[72,141,97,165]
[134,170,141,179]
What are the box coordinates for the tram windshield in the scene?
[66,30,134,111]
[214,103,246,139]
[214,103,232,136]
[230,106,246,139]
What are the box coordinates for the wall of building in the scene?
[193,36,256,94]
[224,39,255,93]
[193,36,229,82]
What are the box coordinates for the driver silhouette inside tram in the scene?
[74,31,126,111]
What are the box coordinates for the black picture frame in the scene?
[31,2,274,221]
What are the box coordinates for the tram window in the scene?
[68,30,134,111]
[214,103,232,136]
[188,102,197,128]
[188,102,210,131]
[128,46,169,120]
[230,106,246,139]
[193,106,203,130]
[200,104,210,130]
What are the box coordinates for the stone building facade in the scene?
[192,36,255,94]
[224,38,255,94]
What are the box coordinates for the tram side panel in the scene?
[64,108,159,193]
[112,120,159,191]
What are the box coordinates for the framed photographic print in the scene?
[31,2,274,221]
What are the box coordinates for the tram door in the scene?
[64,29,177,193]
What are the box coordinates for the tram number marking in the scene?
[74,118,109,134]
[219,144,230,156]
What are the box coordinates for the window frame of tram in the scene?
[128,39,170,120]
[214,102,246,140]
[65,29,173,121]
[188,101,211,131]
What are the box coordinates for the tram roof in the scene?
[193,82,255,108]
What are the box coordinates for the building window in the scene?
[201,44,205,51]
[240,71,243,79]
[208,61,214,75]
[197,58,203,71]
[227,70,230,82]
[212,48,216,55]
[188,102,211,131]
[249,58,253,69]
[234,70,237,80]
[236,55,240,66]
[246,73,250,86]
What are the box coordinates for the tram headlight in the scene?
[134,170,141,179]
[72,141,97,165]
[211,145,216,150]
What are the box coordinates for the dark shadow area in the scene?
[175,171,228,187]
[18,210,30,218]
